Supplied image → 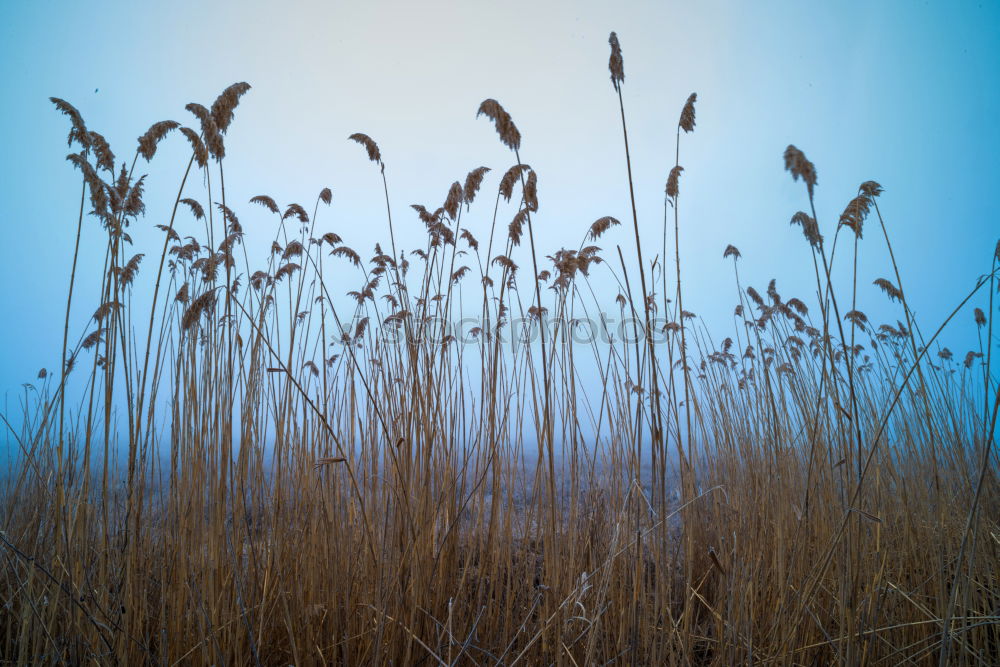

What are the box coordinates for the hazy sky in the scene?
[1,0,998,405]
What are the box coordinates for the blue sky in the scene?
[0,0,998,406]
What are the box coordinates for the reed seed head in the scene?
[349,133,383,170]
[185,103,224,160]
[137,120,180,162]
[874,278,902,303]
[790,211,822,249]
[250,195,280,214]
[859,180,884,199]
[444,181,463,219]
[179,127,209,167]
[477,99,521,151]
[666,165,684,199]
[679,93,697,133]
[784,145,817,197]
[839,192,872,239]
[50,97,90,150]
[499,164,530,202]
[180,198,205,220]
[589,216,620,240]
[463,167,490,207]
[210,82,251,134]
[608,32,625,90]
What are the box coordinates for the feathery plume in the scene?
[499,164,530,202]
[666,166,684,199]
[349,133,383,169]
[82,328,104,350]
[839,189,873,239]
[283,203,309,223]
[873,278,903,303]
[679,93,697,133]
[790,211,822,249]
[250,195,279,214]
[508,208,529,246]
[845,310,868,328]
[477,99,521,151]
[787,298,808,315]
[859,181,884,199]
[180,198,205,220]
[50,97,90,149]
[463,166,490,207]
[274,262,301,282]
[608,32,624,89]
[185,103,224,160]
[331,246,361,267]
[589,216,620,240]
[210,82,251,134]
[460,228,479,251]
[179,127,208,167]
[320,232,342,246]
[492,255,518,275]
[783,145,818,197]
[137,120,180,161]
[182,291,216,331]
[444,181,463,219]
[87,132,115,172]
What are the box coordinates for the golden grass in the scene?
[1,34,998,665]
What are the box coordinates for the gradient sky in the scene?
[1,0,998,410]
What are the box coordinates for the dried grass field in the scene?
[1,32,998,665]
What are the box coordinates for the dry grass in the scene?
[2,34,999,665]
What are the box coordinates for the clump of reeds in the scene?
[1,32,998,667]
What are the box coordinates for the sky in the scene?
[0,0,998,412]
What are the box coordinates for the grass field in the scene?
[1,33,998,665]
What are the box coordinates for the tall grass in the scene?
[2,34,998,665]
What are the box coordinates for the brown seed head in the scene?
[608,32,624,90]
[666,165,684,199]
[50,97,90,150]
[210,82,251,134]
[499,164,530,202]
[463,166,490,207]
[179,127,208,168]
[589,216,620,240]
[873,278,902,303]
[250,195,279,214]
[859,181,883,199]
[839,193,871,239]
[790,211,823,249]
[679,93,697,133]
[784,145,818,197]
[137,120,180,162]
[477,99,521,151]
[349,133,383,170]
[444,181,463,219]
[186,103,224,160]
